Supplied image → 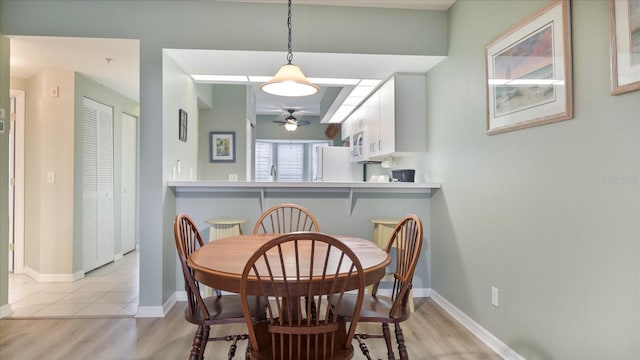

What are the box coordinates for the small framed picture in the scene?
[178,109,187,142]
[485,0,573,135]
[209,131,235,162]
[608,0,640,95]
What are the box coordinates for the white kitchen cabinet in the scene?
[342,73,425,161]
[341,105,364,142]
[363,90,381,156]
[375,73,426,158]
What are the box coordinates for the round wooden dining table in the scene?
[187,233,391,295]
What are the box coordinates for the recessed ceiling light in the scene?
[308,78,360,85]
[192,75,248,82]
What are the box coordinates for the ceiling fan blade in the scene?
[296,120,310,126]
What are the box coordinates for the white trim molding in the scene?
[135,293,178,318]
[430,290,526,360]
[0,304,14,319]
[24,267,84,282]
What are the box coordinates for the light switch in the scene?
[0,107,5,119]
[47,172,56,184]
[50,86,59,97]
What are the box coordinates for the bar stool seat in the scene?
[370,218,401,249]
[205,218,246,242]
[370,218,415,313]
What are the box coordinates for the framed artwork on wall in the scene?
[608,0,640,95]
[485,0,573,135]
[209,131,235,162]
[178,109,187,142]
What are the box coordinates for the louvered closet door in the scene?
[83,97,114,272]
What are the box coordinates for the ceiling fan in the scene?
[272,109,310,131]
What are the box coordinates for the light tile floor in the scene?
[7,251,139,318]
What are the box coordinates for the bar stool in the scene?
[205,218,246,242]
[370,218,415,312]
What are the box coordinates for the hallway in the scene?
[7,251,138,318]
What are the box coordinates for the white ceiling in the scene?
[211,0,455,11]
[8,0,454,119]
[9,36,140,102]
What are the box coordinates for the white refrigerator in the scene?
[315,146,362,182]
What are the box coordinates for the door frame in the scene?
[120,112,138,254]
[9,89,25,274]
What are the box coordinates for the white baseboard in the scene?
[135,305,165,318]
[430,290,525,360]
[0,303,14,319]
[175,290,187,302]
[24,266,84,282]
[135,293,178,318]
[113,252,124,261]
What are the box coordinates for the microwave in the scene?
[350,131,366,162]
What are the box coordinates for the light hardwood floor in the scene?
[0,297,501,360]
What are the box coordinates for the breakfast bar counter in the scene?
[168,181,441,214]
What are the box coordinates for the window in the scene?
[255,140,332,182]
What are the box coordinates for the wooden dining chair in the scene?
[337,214,423,360]
[240,232,365,360]
[174,213,265,360]
[252,203,320,234]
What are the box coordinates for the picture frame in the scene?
[485,0,573,135]
[178,109,187,142]
[209,131,235,162]
[609,0,640,95]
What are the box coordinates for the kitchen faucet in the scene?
[270,164,277,181]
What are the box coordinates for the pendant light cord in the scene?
[287,0,293,64]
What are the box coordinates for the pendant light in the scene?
[260,0,319,97]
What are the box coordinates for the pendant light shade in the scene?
[260,64,319,97]
[261,0,318,97]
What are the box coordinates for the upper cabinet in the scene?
[342,73,426,161]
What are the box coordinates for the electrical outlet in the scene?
[491,286,499,307]
[47,172,56,184]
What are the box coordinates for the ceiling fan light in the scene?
[284,122,298,131]
[260,64,319,97]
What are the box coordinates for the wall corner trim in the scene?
[135,292,177,318]
[0,304,14,319]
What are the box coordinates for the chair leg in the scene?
[382,323,396,360]
[199,325,210,359]
[190,325,206,360]
[354,334,374,360]
[228,334,249,359]
[394,323,408,360]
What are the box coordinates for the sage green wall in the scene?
[427,1,640,359]
[198,85,248,181]
[0,0,447,310]
[162,52,198,182]
[0,35,10,314]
